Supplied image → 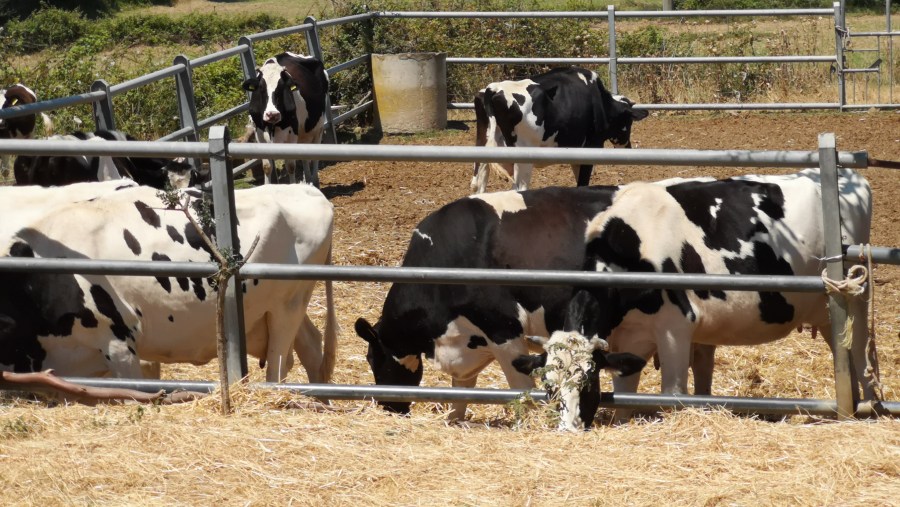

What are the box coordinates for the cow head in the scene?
[605,94,649,148]
[355,317,425,414]
[242,58,298,138]
[0,84,38,139]
[512,290,646,431]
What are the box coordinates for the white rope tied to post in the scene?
[858,244,885,402]
[820,246,885,402]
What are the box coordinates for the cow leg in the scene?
[301,159,320,188]
[611,371,642,423]
[286,159,297,184]
[691,344,717,396]
[293,314,324,383]
[264,312,299,383]
[449,374,478,421]
[513,163,534,191]
[571,164,593,186]
[657,329,693,396]
[471,162,490,194]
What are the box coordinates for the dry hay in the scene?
[2,110,900,505]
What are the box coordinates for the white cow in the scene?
[0,183,337,383]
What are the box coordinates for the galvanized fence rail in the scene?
[0,4,896,156]
[0,133,898,418]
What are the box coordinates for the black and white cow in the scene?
[514,169,874,429]
[471,66,648,194]
[12,130,197,189]
[356,183,697,419]
[242,52,329,186]
[1,84,39,139]
[0,183,338,383]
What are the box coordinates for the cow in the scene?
[513,168,874,430]
[12,130,197,189]
[471,66,648,194]
[1,83,53,177]
[242,52,329,186]
[355,181,715,421]
[511,290,647,430]
[0,183,338,383]
[0,84,42,140]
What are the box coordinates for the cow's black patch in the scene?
[134,201,161,228]
[90,285,132,342]
[127,346,136,355]
[680,242,726,301]
[184,223,214,256]
[135,308,143,318]
[467,336,489,349]
[152,253,172,293]
[123,229,141,255]
[166,225,185,244]
[191,278,206,301]
[662,257,695,321]
[176,277,190,292]
[168,315,174,322]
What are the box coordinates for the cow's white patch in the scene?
[709,197,723,219]
[470,191,527,218]
[431,316,493,380]
[392,354,421,373]
[612,94,629,104]
[259,60,285,118]
[413,228,433,246]
[517,304,549,339]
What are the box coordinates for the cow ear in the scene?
[630,107,649,121]
[512,353,547,375]
[281,71,299,93]
[601,352,646,377]
[242,78,258,92]
[355,318,379,344]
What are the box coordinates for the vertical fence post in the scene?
[305,16,338,145]
[819,132,854,419]
[91,80,116,131]
[607,5,619,95]
[238,36,272,183]
[208,125,248,384]
[833,2,846,109]
[173,55,202,173]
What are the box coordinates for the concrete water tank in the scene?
[371,52,447,133]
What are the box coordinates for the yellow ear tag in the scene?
[290,84,298,91]
[9,98,17,106]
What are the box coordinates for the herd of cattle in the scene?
[0,60,879,430]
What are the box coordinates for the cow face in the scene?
[0,84,38,139]
[242,59,298,136]
[606,95,649,148]
[513,290,646,431]
[355,318,424,414]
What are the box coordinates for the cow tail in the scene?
[320,245,339,382]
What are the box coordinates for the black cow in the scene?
[356,186,624,419]
[472,66,648,193]
[13,130,196,189]
[242,52,329,186]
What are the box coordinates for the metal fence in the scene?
[0,130,898,419]
[0,4,897,158]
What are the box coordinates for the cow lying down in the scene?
[13,130,199,189]
[513,168,874,430]
[0,182,338,383]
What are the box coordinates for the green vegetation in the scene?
[1,0,896,140]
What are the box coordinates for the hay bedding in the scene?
[2,111,900,505]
